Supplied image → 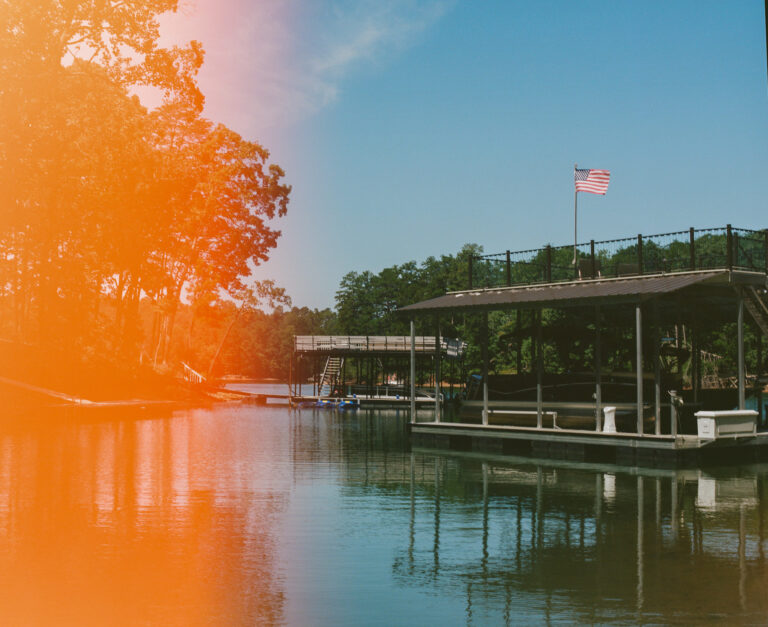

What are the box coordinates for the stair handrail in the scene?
[181,362,206,384]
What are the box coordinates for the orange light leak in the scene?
[0,413,290,626]
[1,0,291,395]
[0,2,293,622]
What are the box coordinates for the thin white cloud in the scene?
[311,0,452,78]
[150,0,453,134]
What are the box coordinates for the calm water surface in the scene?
[2,383,768,625]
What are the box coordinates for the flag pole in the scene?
[573,163,578,266]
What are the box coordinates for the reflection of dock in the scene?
[291,393,437,408]
[394,449,768,622]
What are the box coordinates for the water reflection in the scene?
[398,447,768,624]
[0,401,766,625]
[281,405,768,623]
[0,407,290,626]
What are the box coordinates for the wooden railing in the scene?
[293,335,467,357]
[181,362,206,384]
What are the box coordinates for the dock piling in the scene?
[434,316,441,422]
[654,302,661,435]
[410,319,416,423]
[595,305,602,432]
[482,313,489,426]
[636,304,644,435]
[738,294,745,410]
[536,309,543,430]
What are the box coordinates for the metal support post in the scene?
[759,332,764,427]
[654,302,661,435]
[536,309,543,429]
[727,224,733,271]
[546,245,552,283]
[689,227,696,270]
[595,305,602,431]
[636,304,644,435]
[410,319,416,423]
[516,309,522,374]
[738,295,745,410]
[482,312,489,425]
[435,317,441,422]
[692,310,700,405]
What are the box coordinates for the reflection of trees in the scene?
[0,409,289,626]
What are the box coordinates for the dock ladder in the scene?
[318,356,344,397]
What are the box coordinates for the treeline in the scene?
[0,2,289,387]
[198,236,762,384]
[184,245,479,380]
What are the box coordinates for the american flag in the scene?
[574,168,610,195]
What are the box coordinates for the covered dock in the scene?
[401,225,768,465]
[289,335,466,409]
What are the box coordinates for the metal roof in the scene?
[400,270,732,313]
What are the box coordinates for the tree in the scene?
[0,1,291,385]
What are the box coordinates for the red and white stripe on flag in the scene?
[574,168,610,195]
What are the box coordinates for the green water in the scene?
[1,386,767,625]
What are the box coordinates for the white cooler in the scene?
[694,410,758,439]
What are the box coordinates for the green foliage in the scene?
[0,1,290,377]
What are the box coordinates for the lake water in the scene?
[1,383,767,625]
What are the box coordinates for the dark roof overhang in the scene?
[401,270,767,314]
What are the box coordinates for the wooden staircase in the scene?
[744,287,768,337]
[318,356,344,397]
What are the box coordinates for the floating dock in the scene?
[409,420,768,467]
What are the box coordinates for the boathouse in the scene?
[401,225,768,465]
[289,335,466,409]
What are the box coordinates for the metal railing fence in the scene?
[465,225,767,290]
[293,335,467,357]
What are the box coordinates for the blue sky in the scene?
[160,0,768,309]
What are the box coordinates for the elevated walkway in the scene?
[294,335,466,357]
